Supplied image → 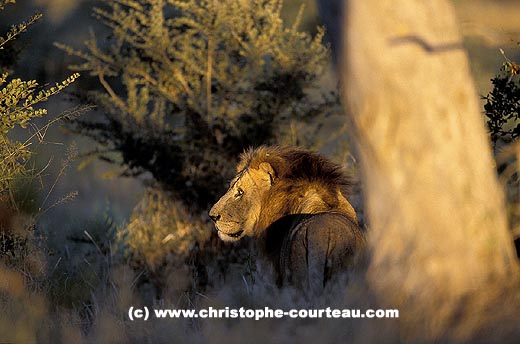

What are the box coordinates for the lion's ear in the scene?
[258,162,275,185]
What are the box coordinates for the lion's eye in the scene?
[234,188,244,198]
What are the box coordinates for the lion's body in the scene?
[264,212,362,293]
[209,146,364,293]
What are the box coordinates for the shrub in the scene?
[483,50,520,148]
[0,1,80,202]
[58,0,338,213]
[117,190,201,270]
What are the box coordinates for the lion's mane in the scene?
[237,145,358,235]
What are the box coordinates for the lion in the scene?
[209,145,364,294]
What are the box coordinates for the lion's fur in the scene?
[209,145,364,293]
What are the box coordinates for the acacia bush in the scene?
[0,0,80,252]
[58,0,338,212]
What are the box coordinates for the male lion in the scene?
[209,146,364,294]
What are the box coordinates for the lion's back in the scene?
[275,212,364,294]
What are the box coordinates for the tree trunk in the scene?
[337,0,519,341]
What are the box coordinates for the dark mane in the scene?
[238,145,353,194]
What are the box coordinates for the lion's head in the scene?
[209,145,357,242]
[209,161,274,241]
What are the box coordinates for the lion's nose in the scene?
[209,204,221,222]
[209,213,220,222]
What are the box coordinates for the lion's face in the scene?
[209,163,274,242]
